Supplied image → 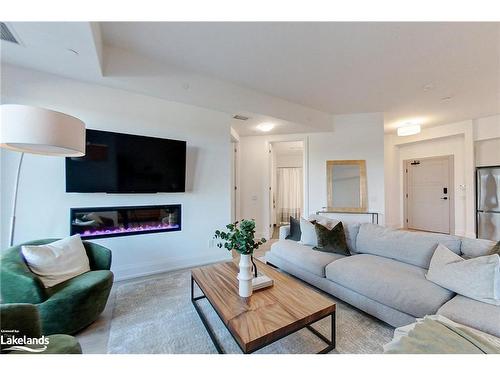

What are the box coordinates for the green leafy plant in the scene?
[214,220,266,255]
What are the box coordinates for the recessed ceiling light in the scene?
[256,122,275,132]
[397,123,421,136]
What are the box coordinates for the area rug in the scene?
[107,269,394,354]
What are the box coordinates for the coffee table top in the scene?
[191,260,335,353]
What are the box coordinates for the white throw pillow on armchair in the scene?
[426,243,500,306]
[21,234,91,288]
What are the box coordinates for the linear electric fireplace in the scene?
[70,204,181,239]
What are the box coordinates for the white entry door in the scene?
[406,156,453,234]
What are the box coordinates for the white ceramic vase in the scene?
[237,254,253,297]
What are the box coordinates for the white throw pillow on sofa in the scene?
[299,218,318,247]
[21,234,91,288]
[426,244,500,306]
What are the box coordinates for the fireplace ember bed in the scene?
[70,204,181,239]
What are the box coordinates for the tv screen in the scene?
[66,129,186,193]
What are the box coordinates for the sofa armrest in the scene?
[83,242,112,270]
[0,248,46,304]
[279,225,291,240]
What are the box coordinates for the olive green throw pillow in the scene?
[313,222,350,256]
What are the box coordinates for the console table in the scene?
[316,210,379,224]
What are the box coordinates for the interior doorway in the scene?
[269,141,305,238]
[404,155,454,234]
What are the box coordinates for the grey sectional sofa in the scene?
[265,222,500,338]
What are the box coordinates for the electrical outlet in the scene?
[208,239,215,248]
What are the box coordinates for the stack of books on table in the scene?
[252,271,274,291]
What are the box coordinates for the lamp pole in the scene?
[9,152,24,246]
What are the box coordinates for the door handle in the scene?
[441,197,448,200]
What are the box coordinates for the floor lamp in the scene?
[0,104,86,246]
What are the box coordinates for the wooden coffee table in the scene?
[191,260,336,354]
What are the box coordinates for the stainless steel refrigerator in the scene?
[476,166,500,241]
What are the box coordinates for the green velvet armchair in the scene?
[1,303,82,354]
[0,239,113,335]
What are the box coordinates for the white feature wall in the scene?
[474,114,500,167]
[476,138,500,167]
[239,113,385,238]
[1,65,233,280]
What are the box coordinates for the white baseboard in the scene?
[112,253,232,282]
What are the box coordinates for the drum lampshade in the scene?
[0,104,86,156]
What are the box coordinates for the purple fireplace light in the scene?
[81,222,180,237]
[70,204,181,239]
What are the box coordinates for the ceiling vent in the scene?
[0,22,20,45]
[232,114,250,121]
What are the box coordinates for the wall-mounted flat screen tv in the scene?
[66,129,186,193]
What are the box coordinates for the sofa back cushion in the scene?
[460,237,497,258]
[356,224,461,269]
[343,222,361,253]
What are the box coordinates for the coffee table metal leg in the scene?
[307,311,336,354]
[332,311,336,349]
[191,276,225,354]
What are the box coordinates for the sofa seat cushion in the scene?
[325,254,454,317]
[356,224,461,269]
[437,295,500,338]
[269,240,345,277]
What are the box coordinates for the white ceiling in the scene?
[101,22,500,131]
[0,22,103,78]
[1,22,499,134]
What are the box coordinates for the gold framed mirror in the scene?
[326,160,367,212]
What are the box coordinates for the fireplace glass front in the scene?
[70,204,181,239]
